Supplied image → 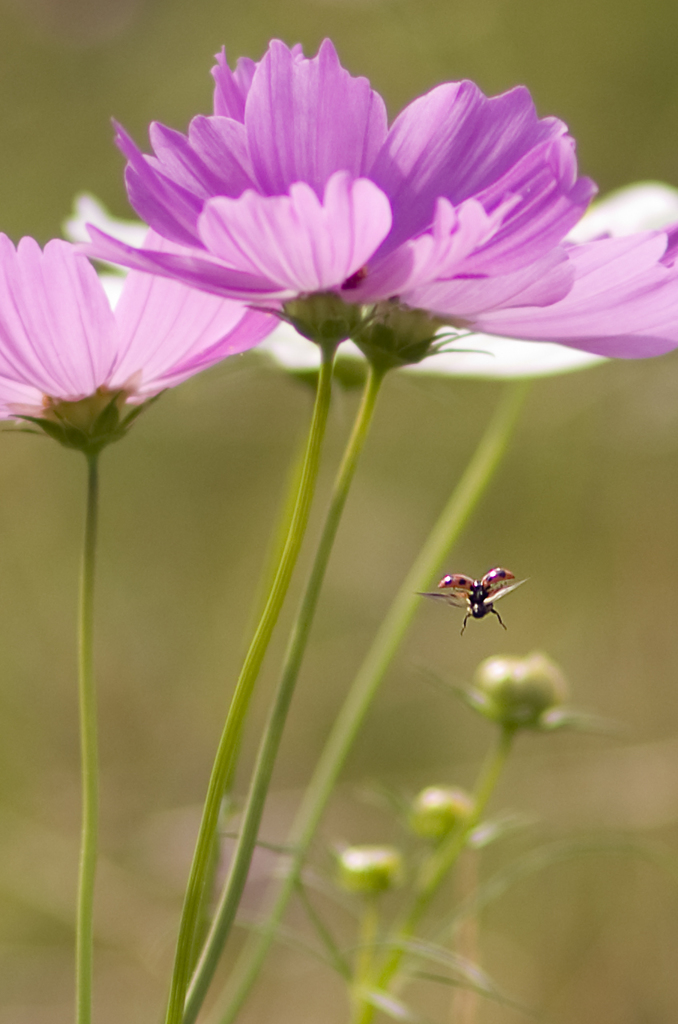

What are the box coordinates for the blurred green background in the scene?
[2,0,678,1022]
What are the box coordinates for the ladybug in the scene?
[419,567,526,635]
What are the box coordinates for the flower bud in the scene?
[409,786,474,840]
[337,845,404,895]
[473,651,568,729]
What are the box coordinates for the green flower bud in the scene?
[409,786,474,840]
[282,293,367,348]
[337,845,404,895]
[352,300,446,371]
[473,651,568,729]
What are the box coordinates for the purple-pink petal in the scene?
[462,137,596,275]
[0,235,117,399]
[187,116,255,195]
[402,247,574,319]
[198,171,392,295]
[84,226,284,301]
[370,81,579,255]
[147,121,248,204]
[472,232,678,357]
[103,37,641,347]
[116,122,206,247]
[0,232,277,418]
[211,44,304,120]
[404,198,504,282]
[212,47,257,121]
[347,197,505,302]
[110,235,274,393]
[0,373,47,417]
[245,38,388,197]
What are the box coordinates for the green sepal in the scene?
[281,293,367,352]
[352,302,447,372]
[354,322,437,372]
[17,390,164,457]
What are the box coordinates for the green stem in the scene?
[183,364,386,1023]
[216,380,530,1024]
[164,343,338,1024]
[76,453,100,1024]
[352,727,515,1024]
[351,897,381,1022]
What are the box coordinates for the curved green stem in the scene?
[164,344,338,1024]
[216,380,530,1024]
[183,364,386,1023]
[352,727,515,1024]
[76,453,100,1024]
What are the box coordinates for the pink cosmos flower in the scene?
[0,232,274,430]
[84,39,678,359]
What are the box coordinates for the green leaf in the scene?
[388,939,534,1015]
[359,988,436,1024]
[387,937,501,994]
[295,881,352,979]
[298,866,360,916]
[219,831,295,854]
[538,707,625,735]
[468,811,537,850]
[354,779,412,822]
[446,834,678,937]
[408,972,538,1018]
[235,917,344,975]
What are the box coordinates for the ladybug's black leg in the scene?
[490,606,507,630]
[460,611,471,636]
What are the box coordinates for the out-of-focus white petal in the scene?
[406,334,604,378]
[64,194,147,296]
[64,193,148,248]
[98,273,126,309]
[259,320,604,378]
[258,321,364,369]
[567,182,678,242]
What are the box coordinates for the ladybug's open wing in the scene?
[418,590,469,609]
[484,578,528,604]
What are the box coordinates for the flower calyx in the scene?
[352,301,447,372]
[281,293,368,355]
[19,386,161,457]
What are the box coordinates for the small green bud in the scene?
[282,293,367,349]
[352,300,445,371]
[409,786,474,840]
[473,651,568,729]
[337,845,404,895]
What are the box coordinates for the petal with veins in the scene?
[198,172,392,294]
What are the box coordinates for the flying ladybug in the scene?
[419,567,527,635]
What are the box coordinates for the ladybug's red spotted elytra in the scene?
[419,567,527,635]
